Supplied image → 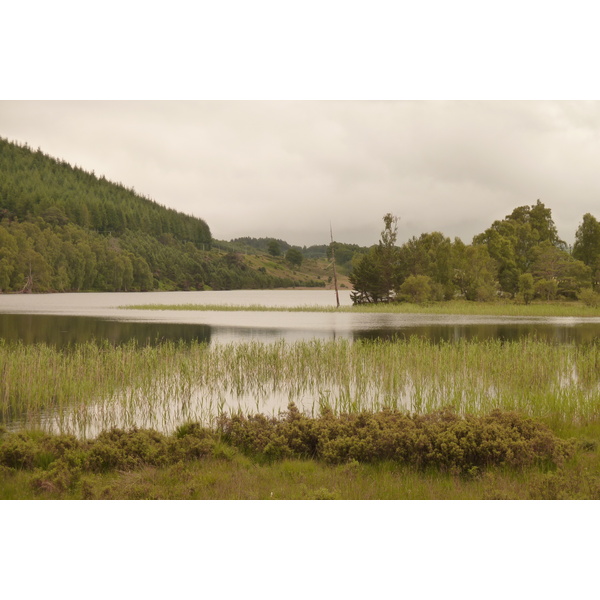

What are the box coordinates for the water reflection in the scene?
[0,314,212,347]
[2,313,600,347]
[352,323,600,344]
[3,290,600,346]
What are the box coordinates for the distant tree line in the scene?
[227,237,368,272]
[227,237,296,255]
[351,201,600,304]
[0,218,328,293]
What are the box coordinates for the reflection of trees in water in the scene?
[0,314,212,347]
[353,324,600,345]
[2,314,600,347]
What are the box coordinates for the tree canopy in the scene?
[351,203,595,305]
[350,213,399,303]
[573,213,600,289]
[0,137,212,247]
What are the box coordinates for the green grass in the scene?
[121,299,600,317]
[5,454,599,500]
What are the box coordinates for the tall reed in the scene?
[2,337,600,436]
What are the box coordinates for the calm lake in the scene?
[3,290,600,435]
[2,289,600,345]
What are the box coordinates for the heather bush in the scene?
[218,404,574,472]
[0,406,574,482]
[0,432,40,469]
[0,425,220,476]
[174,422,213,440]
[85,428,173,472]
[529,469,600,500]
[31,457,83,493]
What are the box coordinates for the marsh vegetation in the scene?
[123,299,600,317]
[3,304,600,500]
[2,402,599,500]
[2,337,600,437]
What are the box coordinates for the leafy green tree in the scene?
[452,241,498,301]
[285,247,303,267]
[518,273,535,305]
[18,247,52,292]
[0,225,18,290]
[350,213,400,304]
[578,287,600,307]
[267,240,281,257]
[397,231,453,298]
[131,256,154,291]
[573,213,600,289]
[474,200,564,295]
[534,278,558,301]
[0,257,13,291]
[478,228,519,294]
[398,275,432,303]
[378,214,399,301]
[511,199,564,247]
[531,242,591,298]
[349,247,388,304]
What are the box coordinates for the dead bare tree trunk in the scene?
[19,263,34,293]
[330,222,340,308]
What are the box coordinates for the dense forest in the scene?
[0,139,211,246]
[0,138,324,292]
[350,203,600,304]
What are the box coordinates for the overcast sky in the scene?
[1,100,600,248]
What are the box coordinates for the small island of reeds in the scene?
[122,299,600,317]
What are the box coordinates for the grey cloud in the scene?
[1,101,599,247]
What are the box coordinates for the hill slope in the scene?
[0,138,343,293]
[0,137,211,246]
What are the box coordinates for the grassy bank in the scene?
[122,299,600,317]
[2,406,599,500]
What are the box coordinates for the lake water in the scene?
[2,289,600,345]
[3,290,600,435]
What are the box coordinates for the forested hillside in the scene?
[0,138,211,246]
[0,138,325,293]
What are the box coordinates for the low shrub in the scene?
[578,288,600,308]
[0,432,46,470]
[218,404,574,473]
[0,423,220,476]
[0,406,575,479]
[528,469,600,500]
[86,428,174,472]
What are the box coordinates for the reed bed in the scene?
[2,337,600,437]
[122,300,600,317]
